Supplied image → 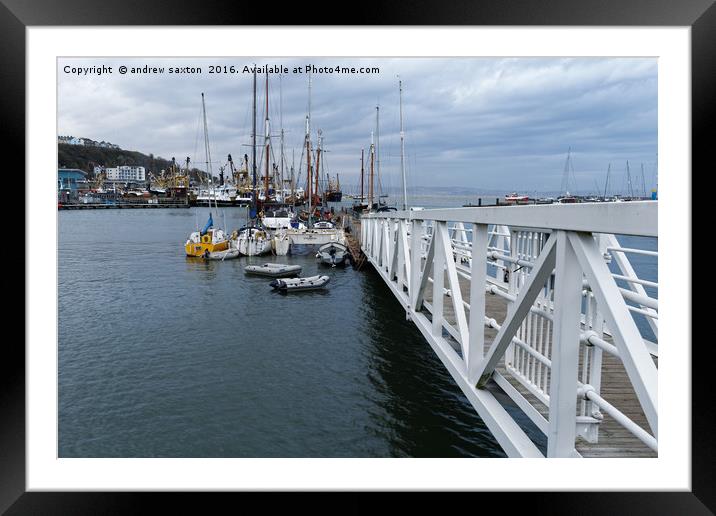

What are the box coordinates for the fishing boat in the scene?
[269,275,330,292]
[316,242,350,267]
[185,213,231,257]
[323,174,342,202]
[244,263,302,277]
[235,226,272,256]
[504,193,530,205]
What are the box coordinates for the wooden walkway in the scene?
[345,216,367,270]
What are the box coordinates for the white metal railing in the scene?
[360,202,658,458]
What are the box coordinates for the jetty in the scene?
[59,201,190,210]
[358,201,658,458]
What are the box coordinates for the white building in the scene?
[58,136,84,145]
[105,165,146,182]
[58,136,120,149]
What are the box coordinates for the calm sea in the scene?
[58,195,656,457]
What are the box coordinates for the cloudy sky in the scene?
[58,57,657,195]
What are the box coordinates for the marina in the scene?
[56,56,661,460]
[58,199,658,458]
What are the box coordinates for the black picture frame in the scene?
[3,0,709,513]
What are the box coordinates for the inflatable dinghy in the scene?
[269,275,330,292]
[244,263,302,278]
[205,248,240,260]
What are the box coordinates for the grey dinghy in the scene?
[205,248,240,260]
[269,275,330,292]
[244,263,302,278]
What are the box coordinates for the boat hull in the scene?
[205,248,240,260]
[324,191,342,202]
[236,229,272,256]
[317,242,350,267]
[185,239,230,257]
[269,275,330,292]
[245,264,302,277]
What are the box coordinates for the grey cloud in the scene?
[58,57,657,195]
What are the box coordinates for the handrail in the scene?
[359,207,658,457]
[363,201,657,237]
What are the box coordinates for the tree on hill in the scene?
[57,143,208,182]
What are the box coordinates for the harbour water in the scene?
[58,198,656,457]
[59,205,506,457]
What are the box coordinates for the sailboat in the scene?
[236,225,272,256]
[352,148,369,212]
[185,93,233,258]
[236,70,271,256]
[185,212,231,257]
[557,148,580,204]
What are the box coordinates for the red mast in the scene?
[264,72,270,204]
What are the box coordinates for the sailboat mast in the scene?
[360,149,364,203]
[399,78,408,210]
[291,148,295,198]
[252,69,257,216]
[306,71,313,227]
[264,72,270,204]
[315,130,322,205]
[369,132,375,211]
[200,92,216,212]
[604,163,611,199]
[375,105,380,203]
[279,73,285,202]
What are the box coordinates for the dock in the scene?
[59,202,190,210]
[344,216,367,270]
[358,202,659,458]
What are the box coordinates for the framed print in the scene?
[3,0,711,512]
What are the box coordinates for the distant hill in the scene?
[57,143,206,181]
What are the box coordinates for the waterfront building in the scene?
[58,168,87,190]
[105,165,146,182]
[58,168,87,202]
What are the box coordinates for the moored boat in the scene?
[316,242,350,267]
[504,192,530,205]
[245,263,302,277]
[269,275,330,292]
[204,248,240,260]
[185,213,231,257]
[235,226,272,256]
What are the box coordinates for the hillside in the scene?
[57,143,205,181]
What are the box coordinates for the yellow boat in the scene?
[185,227,231,257]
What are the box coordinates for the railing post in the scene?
[432,221,446,337]
[468,223,488,384]
[547,230,582,458]
[410,219,423,311]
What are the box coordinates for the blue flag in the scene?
[201,213,213,235]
